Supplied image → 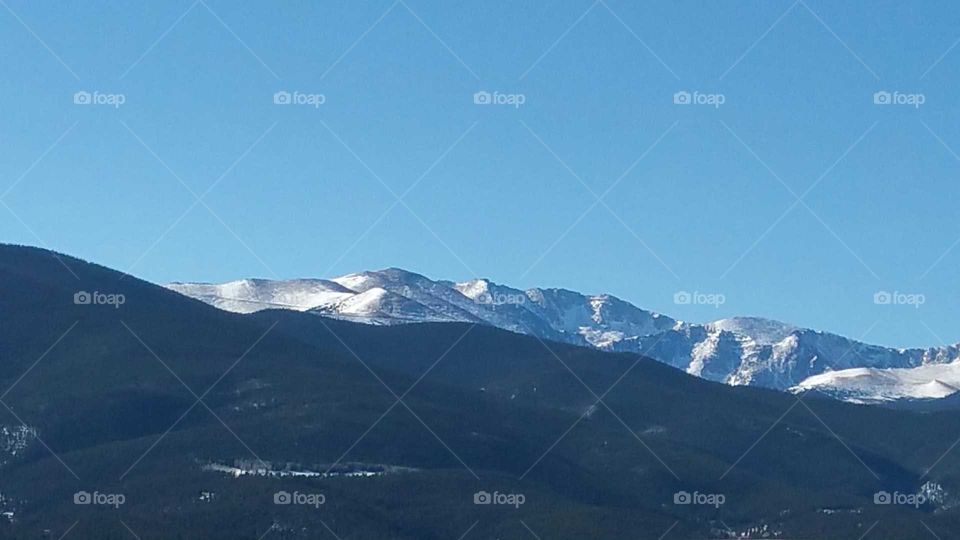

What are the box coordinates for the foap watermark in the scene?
[474,292,526,306]
[673,490,725,508]
[674,290,725,308]
[274,490,325,508]
[274,90,326,108]
[873,91,925,108]
[874,490,926,508]
[873,290,925,308]
[73,90,126,108]
[74,491,125,508]
[74,291,125,309]
[673,90,725,108]
[473,490,525,508]
[473,90,526,109]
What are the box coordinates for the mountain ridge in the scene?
[166,269,960,400]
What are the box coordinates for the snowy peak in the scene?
[707,317,798,345]
[520,288,678,349]
[452,278,525,309]
[313,287,449,324]
[792,363,960,403]
[166,269,960,403]
[167,278,354,314]
[331,267,432,293]
[166,271,679,351]
[452,278,493,301]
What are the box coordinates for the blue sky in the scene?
[2,0,960,347]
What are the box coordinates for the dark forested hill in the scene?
[0,244,959,538]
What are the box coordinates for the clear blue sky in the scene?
[2,0,959,348]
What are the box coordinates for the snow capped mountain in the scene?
[792,362,960,403]
[707,317,798,345]
[166,278,353,314]
[312,287,453,324]
[624,323,960,394]
[166,269,960,402]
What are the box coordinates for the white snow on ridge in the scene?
[452,278,491,301]
[707,317,798,345]
[167,279,353,314]
[792,363,960,403]
[330,272,379,293]
[313,287,455,324]
[166,269,960,403]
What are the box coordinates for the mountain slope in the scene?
[168,272,960,398]
[0,245,692,538]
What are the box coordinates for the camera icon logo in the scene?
[873,291,892,305]
[873,91,892,105]
[74,291,92,305]
[473,490,492,504]
[673,291,692,305]
[673,490,691,504]
[473,91,492,105]
[274,490,292,505]
[73,91,92,105]
[673,91,691,105]
[874,490,891,505]
[74,491,92,505]
[273,91,292,105]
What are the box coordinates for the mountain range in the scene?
[6,244,960,538]
[168,269,960,404]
